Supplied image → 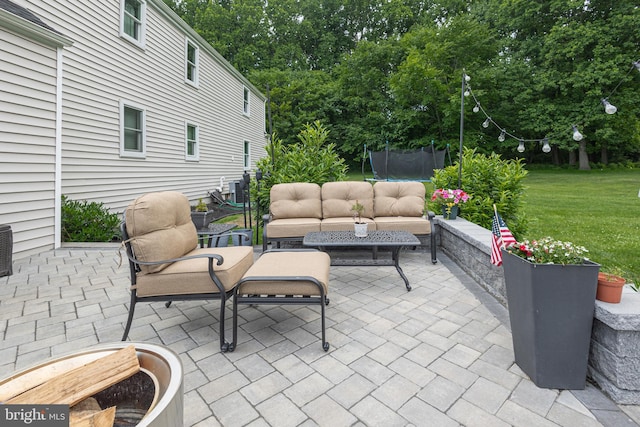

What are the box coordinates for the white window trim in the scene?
[243,86,250,116]
[120,0,146,49]
[119,99,146,158]
[185,122,199,161]
[185,38,199,87]
[243,140,251,170]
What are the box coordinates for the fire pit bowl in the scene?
[0,342,183,427]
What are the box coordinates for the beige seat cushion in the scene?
[321,217,376,231]
[266,218,321,238]
[125,191,197,274]
[374,217,430,235]
[237,251,330,296]
[135,246,254,297]
[321,181,374,219]
[270,183,322,220]
[373,181,425,217]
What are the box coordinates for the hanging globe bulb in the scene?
[464,73,471,82]
[464,87,470,97]
[601,99,617,114]
[473,103,480,113]
[498,130,506,142]
[517,140,525,153]
[572,125,584,141]
[634,61,640,72]
[482,118,490,128]
[542,138,551,153]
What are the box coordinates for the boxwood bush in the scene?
[61,195,120,242]
[431,148,528,238]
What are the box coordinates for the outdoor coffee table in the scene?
[303,230,420,291]
[196,223,237,247]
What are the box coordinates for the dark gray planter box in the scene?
[191,211,215,230]
[502,250,599,389]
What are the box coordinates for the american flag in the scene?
[491,210,517,266]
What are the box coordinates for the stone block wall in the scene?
[434,216,640,404]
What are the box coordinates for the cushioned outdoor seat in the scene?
[121,191,254,352]
[231,249,331,352]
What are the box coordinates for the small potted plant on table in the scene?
[191,198,214,230]
[597,268,626,303]
[351,200,367,237]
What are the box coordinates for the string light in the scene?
[463,73,549,153]
[572,125,584,141]
[601,98,617,114]
[542,138,551,153]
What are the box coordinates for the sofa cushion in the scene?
[266,218,321,238]
[270,183,322,220]
[321,181,374,219]
[125,191,198,274]
[373,181,425,217]
[374,217,430,235]
[320,217,376,232]
[135,246,254,296]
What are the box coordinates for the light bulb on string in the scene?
[634,61,640,72]
[473,103,480,113]
[572,125,584,141]
[517,140,525,153]
[482,118,490,128]
[542,138,551,153]
[498,130,505,142]
[601,98,617,114]
[464,74,471,82]
[464,86,471,97]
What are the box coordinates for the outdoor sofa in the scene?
[262,181,437,263]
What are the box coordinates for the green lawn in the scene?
[348,168,639,283]
[522,169,639,282]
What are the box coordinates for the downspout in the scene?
[54,46,63,249]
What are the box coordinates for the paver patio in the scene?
[1,245,639,426]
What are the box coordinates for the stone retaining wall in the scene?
[434,216,640,403]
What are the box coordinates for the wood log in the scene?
[70,406,116,427]
[6,345,139,406]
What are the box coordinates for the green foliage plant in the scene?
[253,121,348,209]
[194,198,208,212]
[431,148,528,238]
[61,195,120,242]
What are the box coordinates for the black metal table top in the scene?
[196,223,237,235]
[303,230,420,247]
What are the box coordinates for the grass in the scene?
[521,168,640,283]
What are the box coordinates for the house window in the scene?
[120,101,145,158]
[186,123,199,160]
[243,87,250,115]
[121,0,146,48]
[186,39,198,86]
[243,140,250,170]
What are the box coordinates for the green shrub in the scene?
[431,148,528,238]
[61,195,120,242]
[253,121,348,209]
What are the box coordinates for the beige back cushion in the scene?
[373,181,425,217]
[125,191,198,273]
[322,181,374,219]
[270,183,322,219]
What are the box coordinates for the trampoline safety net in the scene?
[368,148,447,181]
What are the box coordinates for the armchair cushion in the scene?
[125,191,197,274]
[135,246,255,297]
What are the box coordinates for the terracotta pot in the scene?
[596,272,626,303]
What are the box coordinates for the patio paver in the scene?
[0,245,638,426]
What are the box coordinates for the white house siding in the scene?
[0,26,59,258]
[26,0,267,210]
